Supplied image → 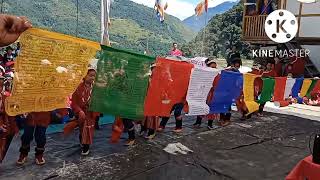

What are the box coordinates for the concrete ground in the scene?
[0,110,319,180]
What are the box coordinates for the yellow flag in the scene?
[5,28,100,116]
[300,79,312,97]
[243,73,260,114]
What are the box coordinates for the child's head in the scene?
[84,69,96,85]
[266,59,275,71]
[206,59,217,68]
[231,58,242,70]
[287,73,293,78]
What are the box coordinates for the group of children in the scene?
[1,53,317,167]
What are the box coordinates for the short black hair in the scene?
[173,42,177,46]
[231,57,242,66]
[6,47,13,51]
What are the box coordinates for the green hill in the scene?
[184,3,250,59]
[4,0,195,56]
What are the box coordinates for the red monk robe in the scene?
[0,92,18,163]
[71,81,99,145]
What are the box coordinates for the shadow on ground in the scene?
[0,112,319,180]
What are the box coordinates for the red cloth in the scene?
[286,156,320,180]
[26,112,52,127]
[274,63,282,76]
[144,57,193,117]
[273,77,287,102]
[311,81,320,95]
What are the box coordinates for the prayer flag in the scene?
[243,73,260,114]
[5,28,100,116]
[209,70,243,113]
[258,78,275,103]
[90,46,155,120]
[306,79,318,98]
[300,79,312,97]
[186,67,219,116]
[273,77,287,102]
[292,78,304,98]
[284,78,296,99]
[144,57,193,117]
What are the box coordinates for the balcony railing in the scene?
[242,15,269,41]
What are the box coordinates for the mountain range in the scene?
[4,0,195,56]
[183,1,237,32]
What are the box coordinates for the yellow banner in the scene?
[243,73,260,115]
[5,28,100,116]
[300,79,312,98]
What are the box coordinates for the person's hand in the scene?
[0,14,32,47]
[78,111,86,120]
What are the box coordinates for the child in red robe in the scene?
[71,68,98,155]
[0,76,18,163]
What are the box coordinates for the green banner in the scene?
[90,46,155,120]
[306,79,318,98]
[258,78,275,104]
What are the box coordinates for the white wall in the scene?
[286,0,301,15]
[299,17,320,37]
[302,2,320,14]
[302,45,320,71]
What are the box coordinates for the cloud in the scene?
[130,0,238,20]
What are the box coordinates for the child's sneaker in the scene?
[124,139,135,146]
[35,154,45,165]
[207,125,214,130]
[16,153,27,165]
[173,128,182,133]
[81,145,90,156]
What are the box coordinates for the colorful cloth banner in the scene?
[306,79,318,98]
[186,67,219,116]
[243,73,260,114]
[284,78,296,99]
[292,78,304,98]
[144,58,193,117]
[273,77,287,102]
[311,80,320,95]
[5,28,100,116]
[300,79,312,97]
[258,78,275,103]
[90,46,154,120]
[209,70,243,113]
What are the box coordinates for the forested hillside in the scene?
[184,3,250,59]
[4,0,195,56]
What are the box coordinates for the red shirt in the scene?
[169,49,182,56]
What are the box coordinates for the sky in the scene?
[130,0,238,20]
